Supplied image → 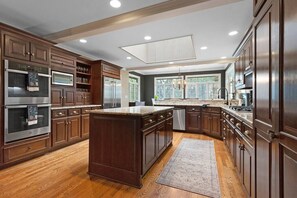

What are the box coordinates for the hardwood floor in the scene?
[0,132,245,198]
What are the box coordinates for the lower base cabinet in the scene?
[81,114,90,138]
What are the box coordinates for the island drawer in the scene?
[68,108,81,116]
[52,109,67,118]
[157,112,166,121]
[82,107,92,114]
[142,115,157,128]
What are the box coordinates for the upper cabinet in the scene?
[253,0,267,17]
[3,31,50,65]
[50,48,76,73]
[235,33,253,90]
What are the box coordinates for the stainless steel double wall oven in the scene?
[4,59,51,143]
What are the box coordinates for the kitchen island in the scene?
[88,106,174,188]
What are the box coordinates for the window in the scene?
[154,76,184,100]
[185,74,221,99]
[129,74,140,102]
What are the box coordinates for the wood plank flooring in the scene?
[0,132,245,198]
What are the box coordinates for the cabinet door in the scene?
[166,118,173,145]
[143,126,156,174]
[30,42,49,64]
[211,113,221,138]
[157,122,166,156]
[63,88,75,106]
[235,136,242,176]
[51,87,63,107]
[202,113,211,134]
[52,118,68,147]
[278,0,297,197]
[253,0,267,16]
[81,114,90,138]
[254,4,276,198]
[186,112,201,132]
[4,33,30,61]
[229,128,235,160]
[75,92,84,105]
[68,116,81,142]
[242,142,253,197]
[84,92,92,105]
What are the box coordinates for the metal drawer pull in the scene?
[230,118,234,123]
[244,130,251,136]
[192,108,195,111]
[149,119,153,123]
[160,115,164,118]
[73,111,77,114]
[236,123,241,128]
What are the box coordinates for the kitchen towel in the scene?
[27,105,38,126]
[27,71,39,92]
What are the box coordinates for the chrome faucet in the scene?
[217,88,229,105]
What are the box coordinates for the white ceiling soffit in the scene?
[121,35,196,64]
[135,63,228,75]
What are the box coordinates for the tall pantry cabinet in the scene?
[253,0,297,197]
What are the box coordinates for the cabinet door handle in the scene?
[149,119,153,123]
[160,115,164,118]
[31,52,35,56]
[192,108,195,111]
[236,123,241,128]
[25,52,31,55]
[244,130,251,136]
[268,130,278,139]
[73,111,77,114]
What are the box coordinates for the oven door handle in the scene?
[5,104,51,109]
[6,68,51,78]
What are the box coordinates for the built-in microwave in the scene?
[4,104,51,143]
[51,71,74,86]
[4,60,51,105]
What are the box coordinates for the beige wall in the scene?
[120,70,129,107]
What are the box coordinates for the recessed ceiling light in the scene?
[144,36,152,41]
[228,31,238,36]
[169,62,174,64]
[221,56,227,59]
[79,39,87,43]
[200,46,208,50]
[126,56,132,60]
[110,0,121,8]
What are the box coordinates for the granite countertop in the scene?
[156,101,253,126]
[221,106,253,127]
[90,106,174,116]
[51,104,102,110]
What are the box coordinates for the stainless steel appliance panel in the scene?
[4,104,51,143]
[173,108,185,131]
[4,60,51,105]
[103,77,121,109]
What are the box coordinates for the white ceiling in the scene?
[0,0,253,75]
[0,0,168,36]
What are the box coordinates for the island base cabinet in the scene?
[143,127,157,174]
[166,118,173,145]
[157,122,166,156]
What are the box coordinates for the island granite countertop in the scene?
[89,106,174,116]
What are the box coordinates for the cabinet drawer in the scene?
[157,112,166,121]
[202,107,220,113]
[186,106,201,112]
[52,109,67,118]
[242,123,254,142]
[68,108,81,116]
[82,107,92,114]
[4,137,49,163]
[167,110,173,118]
[142,115,157,128]
[51,52,76,68]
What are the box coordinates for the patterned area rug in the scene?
[156,138,221,198]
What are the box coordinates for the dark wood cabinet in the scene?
[253,0,267,16]
[166,117,173,145]
[143,126,157,174]
[202,112,211,134]
[202,112,221,138]
[81,114,90,138]
[3,32,49,65]
[235,136,242,174]
[76,92,92,105]
[242,140,253,197]
[186,109,201,133]
[254,2,277,197]
[52,117,68,147]
[51,87,75,107]
[67,116,81,142]
[156,122,166,156]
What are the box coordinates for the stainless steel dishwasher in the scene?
[173,108,185,131]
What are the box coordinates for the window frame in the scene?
[154,76,185,99]
[185,73,221,99]
[129,74,141,102]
